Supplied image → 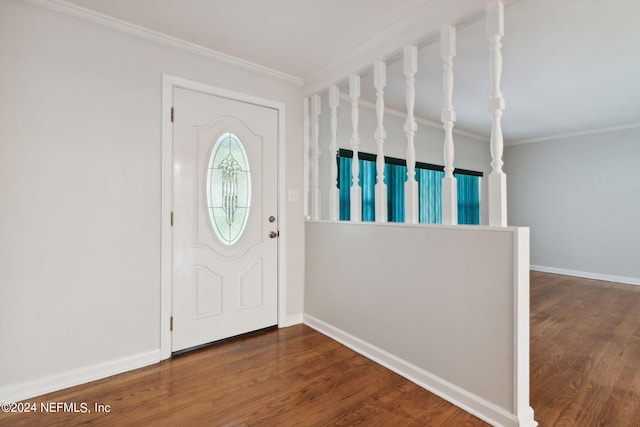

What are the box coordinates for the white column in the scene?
[404,45,418,224]
[487,0,507,227]
[349,74,361,222]
[374,61,387,223]
[328,85,340,221]
[441,25,458,225]
[310,94,321,220]
[303,97,310,219]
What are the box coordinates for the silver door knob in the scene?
[269,231,278,238]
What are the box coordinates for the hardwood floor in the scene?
[1,326,485,426]
[2,271,639,426]
[530,271,640,426]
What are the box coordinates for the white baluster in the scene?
[374,61,387,223]
[349,74,361,222]
[310,94,321,220]
[441,25,458,225]
[303,97,310,219]
[487,0,507,227]
[404,45,418,224]
[328,85,340,221]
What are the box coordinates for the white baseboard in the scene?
[279,313,303,328]
[0,313,303,404]
[530,265,640,287]
[303,314,536,427]
[0,350,161,404]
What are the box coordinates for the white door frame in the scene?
[160,74,287,360]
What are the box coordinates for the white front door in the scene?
[171,87,279,352]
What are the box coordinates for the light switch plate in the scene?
[287,190,299,202]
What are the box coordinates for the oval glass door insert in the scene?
[206,132,251,245]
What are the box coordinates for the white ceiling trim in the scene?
[338,93,488,143]
[506,122,640,146]
[20,0,304,87]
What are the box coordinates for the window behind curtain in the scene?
[337,150,481,225]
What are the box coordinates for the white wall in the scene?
[304,221,535,427]
[0,0,305,400]
[505,127,640,284]
[316,93,492,223]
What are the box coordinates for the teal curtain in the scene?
[338,157,376,222]
[361,160,376,222]
[338,156,351,220]
[417,169,444,224]
[339,154,480,225]
[384,163,406,222]
[456,174,481,225]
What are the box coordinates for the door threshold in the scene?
[172,325,278,357]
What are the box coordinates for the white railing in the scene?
[487,0,507,226]
[306,0,507,227]
[373,61,387,223]
[441,25,458,225]
[302,5,536,425]
[349,74,362,222]
[328,85,340,221]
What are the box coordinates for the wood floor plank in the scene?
[2,271,639,426]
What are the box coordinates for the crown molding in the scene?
[20,0,304,87]
[338,93,488,142]
[506,122,640,146]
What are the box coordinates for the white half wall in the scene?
[505,126,640,283]
[0,0,304,402]
[304,221,536,427]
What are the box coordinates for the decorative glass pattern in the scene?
[207,133,251,245]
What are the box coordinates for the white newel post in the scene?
[441,25,458,225]
[374,61,388,223]
[328,85,340,221]
[310,94,321,220]
[487,0,507,227]
[303,97,310,219]
[349,74,361,222]
[404,45,418,224]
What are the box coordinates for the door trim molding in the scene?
[160,74,287,360]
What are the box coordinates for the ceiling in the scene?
[63,0,640,143]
